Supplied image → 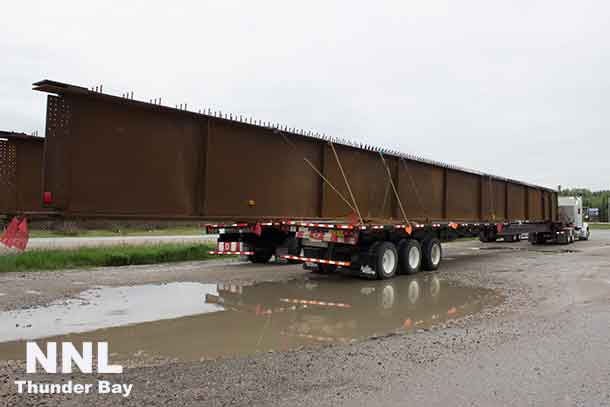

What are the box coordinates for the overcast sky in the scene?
[2,1,608,190]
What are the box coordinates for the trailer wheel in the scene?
[397,239,422,274]
[479,229,496,243]
[374,242,398,279]
[422,238,442,271]
[248,248,273,263]
[557,232,569,245]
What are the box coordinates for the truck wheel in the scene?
[397,239,422,274]
[528,233,538,245]
[557,232,569,245]
[422,238,442,271]
[248,249,273,263]
[479,229,496,243]
[374,242,398,279]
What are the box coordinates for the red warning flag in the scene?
[13,218,29,251]
[0,217,19,249]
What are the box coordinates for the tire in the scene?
[374,241,398,279]
[479,229,496,243]
[397,239,422,274]
[557,232,569,245]
[248,248,273,263]
[422,238,442,271]
[528,233,538,245]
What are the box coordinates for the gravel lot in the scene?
[1,232,609,406]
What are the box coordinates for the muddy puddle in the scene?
[0,276,501,362]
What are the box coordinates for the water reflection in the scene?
[0,276,500,361]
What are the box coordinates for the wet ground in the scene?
[1,232,609,406]
[0,277,500,362]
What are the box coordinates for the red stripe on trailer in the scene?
[207,223,251,228]
[281,255,350,267]
[208,251,254,255]
[283,221,355,230]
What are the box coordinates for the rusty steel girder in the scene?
[0,131,45,216]
[32,80,557,223]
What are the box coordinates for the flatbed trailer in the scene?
[206,217,576,279]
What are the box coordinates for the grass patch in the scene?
[0,243,219,273]
[29,227,205,238]
[589,223,610,230]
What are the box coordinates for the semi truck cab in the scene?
[558,196,590,241]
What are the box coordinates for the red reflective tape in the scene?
[208,251,254,255]
[280,255,350,267]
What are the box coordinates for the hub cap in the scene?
[431,243,441,265]
[408,246,420,269]
[382,249,396,275]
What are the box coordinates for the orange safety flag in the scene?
[13,218,29,251]
[449,223,459,230]
[405,224,413,235]
[0,217,19,249]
